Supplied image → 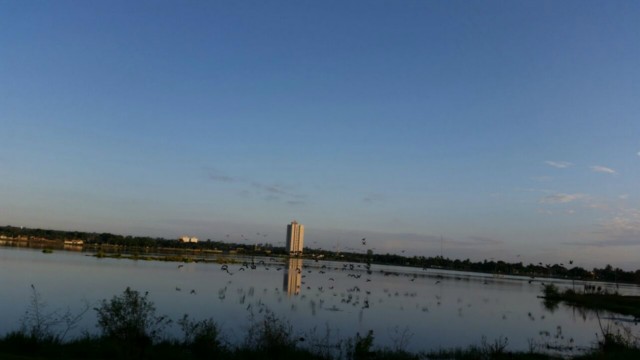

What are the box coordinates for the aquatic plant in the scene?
[540,285,640,318]
[542,284,560,298]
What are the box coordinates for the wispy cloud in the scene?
[204,167,307,206]
[597,237,640,247]
[539,193,586,204]
[537,208,554,215]
[590,165,617,174]
[601,208,640,234]
[586,202,610,211]
[531,176,553,182]
[516,187,554,194]
[545,160,572,169]
[253,182,287,195]
[263,194,280,202]
[204,168,238,183]
[362,193,386,204]
[463,236,503,246]
[578,208,640,247]
[252,182,307,205]
[577,234,640,247]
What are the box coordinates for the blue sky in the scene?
[1,1,639,269]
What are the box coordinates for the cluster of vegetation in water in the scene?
[541,283,640,319]
[1,286,640,360]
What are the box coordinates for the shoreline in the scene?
[2,240,640,289]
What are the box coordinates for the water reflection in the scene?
[2,247,639,354]
[283,258,303,296]
[543,297,561,313]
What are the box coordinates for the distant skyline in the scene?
[1,1,639,269]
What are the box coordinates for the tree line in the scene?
[2,225,639,284]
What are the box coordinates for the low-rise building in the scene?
[179,236,198,243]
[64,240,84,245]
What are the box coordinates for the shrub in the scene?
[480,335,509,357]
[178,314,224,358]
[348,330,375,360]
[596,319,638,353]
[94,287,170,348]
[244,309,296,355]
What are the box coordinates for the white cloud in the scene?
[587,202,610,211]
[545,161,572,169]
[637,151,640,157]
[539,193,586,204]
[590,165,617,174]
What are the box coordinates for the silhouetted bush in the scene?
[95,287,171,357]
[247,309,295,352]
[178,314,225,358]
[348,330,375,360]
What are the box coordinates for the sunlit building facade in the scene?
[286,220,304,255]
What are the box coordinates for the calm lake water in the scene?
[1,247,639,354]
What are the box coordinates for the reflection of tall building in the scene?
[283,258,303,296]
[286,220,304,255]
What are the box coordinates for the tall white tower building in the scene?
[286,220,304,255]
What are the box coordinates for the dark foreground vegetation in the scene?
[1,287,639,360]
[3,225,640,284]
